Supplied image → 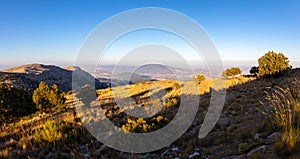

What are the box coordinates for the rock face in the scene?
[0,64,107,92]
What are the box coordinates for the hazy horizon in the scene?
[1,59,299,73]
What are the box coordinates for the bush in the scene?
[164,98,178,108]
[32,82,65,112]
[0,82,35,124]
[122,116,169,133]
[122,118,153,133]
[194,74,206,82]
[222,67,242,78]
[261,78,300,154]
[152,98,178,109]
[258,51,291,77]
[34,121,79,144]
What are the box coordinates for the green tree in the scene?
[258,51,291,77]
[222,67,242,78]
[0,82,35,124]
[32,82,65,112]
[49,84,65,110]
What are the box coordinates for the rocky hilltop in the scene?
[0,64,107,92]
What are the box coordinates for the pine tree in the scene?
[32,82,65,112]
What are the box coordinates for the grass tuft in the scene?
[261,78,300,154]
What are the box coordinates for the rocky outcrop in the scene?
[0,64,107,92]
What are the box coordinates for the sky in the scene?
[0,0,299,68]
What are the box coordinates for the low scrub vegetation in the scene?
[122,116,169,133]
[34,120,80,145]
[164,98,179,108]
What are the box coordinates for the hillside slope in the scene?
[0,68,299,158]
[0,64,108,92]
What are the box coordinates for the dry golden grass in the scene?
[96,76,255,101]
[261,78,300,154]
[93,76,256,134]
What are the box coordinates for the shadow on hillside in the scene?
[1,68,300,158]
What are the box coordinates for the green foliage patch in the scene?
[122,116,169,133]
[32,82,65,112]
[223,67,242,78]
[34,120,79,144]
[258,51,291,77]
[0,82,36,124]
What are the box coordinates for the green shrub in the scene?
[32,82,65,112]
[222,67,242,78]
[164,98,178,108]
[122,116,169,133]
[34,121,79,144]
[258,51,291,77]
[122,118,153,133]
[152,98,178,109]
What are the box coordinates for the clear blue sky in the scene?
[0,0,299,66]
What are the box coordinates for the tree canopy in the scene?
[0,82,35,124]
[32,82,65,112]
[258,51,291,77]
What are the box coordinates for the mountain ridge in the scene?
[0,63,108,92]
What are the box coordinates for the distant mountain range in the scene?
[0,63,263,92]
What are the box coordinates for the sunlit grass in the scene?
[261,78,300,154]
